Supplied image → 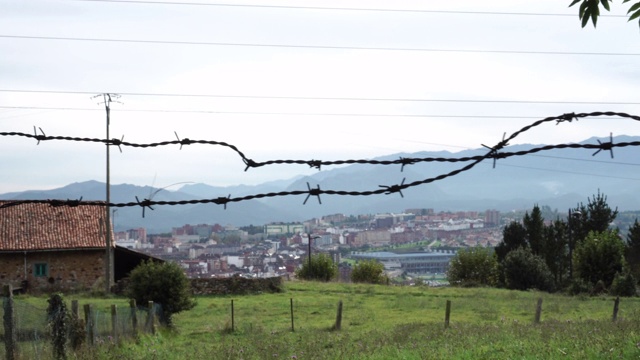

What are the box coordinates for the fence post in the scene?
[612,296,620,322]
[444,300,451,329]
[534,298,543,324]
[290,298,295,332]
[3,284,18,360]
[72,300,79,319]
[84,304,95,346]
[111,304,118,343]
[146,301,156,335]
[333,300,343,330]
[130,299,138,337]
[231,299,235,332]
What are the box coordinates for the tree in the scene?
[570,190,618,250]
[126,260,196,326]
[569,0,640,28]
[447,247,498,287]
[524,205,545,256]
[626,219,640,280]
[351,260,387,284]
[295,253,338,281]
[573,230,625,288]
[495,221,527,263]
[503,247,555,292]
[543,219,569,285]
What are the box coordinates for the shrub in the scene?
[351,260,387,284]
[567,278,592,295]
[610,272,637,297]
[574,230,625,288]
[295,253,337,281]
[126,260,196,326]
[503,247,555,292]
[447,247,498,287]
[47,293,68,360]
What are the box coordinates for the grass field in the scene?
[7,282,640,359]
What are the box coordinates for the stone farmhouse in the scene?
[0,201,153,293]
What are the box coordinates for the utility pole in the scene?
[95,93,119,294]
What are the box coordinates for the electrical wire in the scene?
[68,0,628,18]
[1,89,639,106]
[1,35,638,56]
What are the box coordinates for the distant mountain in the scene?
[2,135,639,232]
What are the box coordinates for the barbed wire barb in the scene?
[303,182,322,205]
[593,132,615,158]
[135,196,154,218]
[379,178,406,198]
[33,126,46,145]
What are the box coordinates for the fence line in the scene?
[1,288,161,360]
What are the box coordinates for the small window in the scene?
[34,263,48,277]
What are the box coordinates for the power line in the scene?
[69,0,628,18]
[2,89,640,106]
[2,34,638,56]
[498,163,640,181]
[0,105,576,119]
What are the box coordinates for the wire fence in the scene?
[1,292,162,360]
[0,111,639,216]
[210,291,640,336]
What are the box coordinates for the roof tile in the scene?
[0,201,113,251]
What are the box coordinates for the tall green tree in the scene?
[543,219,569,285]
[574,230,625,287]
[496,221,527,263]
[524,205,545,256]
[570,190,618,250]
[569,0,640,28]
[625,219,640,280]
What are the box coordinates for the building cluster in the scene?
[113,208,503,280]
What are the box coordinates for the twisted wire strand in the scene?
[0,111,638,213]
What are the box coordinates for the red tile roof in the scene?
[0,201,113,251]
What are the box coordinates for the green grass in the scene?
[7,282,640,359]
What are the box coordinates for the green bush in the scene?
[295,253,337,281]
[503,247,555,292]
[126,260,196,326]
[47,293,68,360]
[447,247,498,287]
[351,260,387,284]
[610,272,637,297]
[574,230,625,288]
[567,278,592,295]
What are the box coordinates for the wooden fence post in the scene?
[146,301,156,335]
[290,298,295,332]
[3,284,18,360]
[72,300,79,319]
[333,300,343,330]
[444,300,451,329]
[612,296,620,322]
[534,298,543,324]
[231,299,235,332]
[111,304,118,343]
[84,304,95,346]
[130,299,138,337]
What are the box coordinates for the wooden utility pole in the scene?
[95,93,119,294]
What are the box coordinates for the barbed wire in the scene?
[1,111,639,215]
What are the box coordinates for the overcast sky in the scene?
[1,0,639,193]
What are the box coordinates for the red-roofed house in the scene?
[0,201,115,292]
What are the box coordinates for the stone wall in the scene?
[0,250,105,293]
[190,276,284,295]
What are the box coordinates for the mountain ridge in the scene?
[2,135,639,232]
